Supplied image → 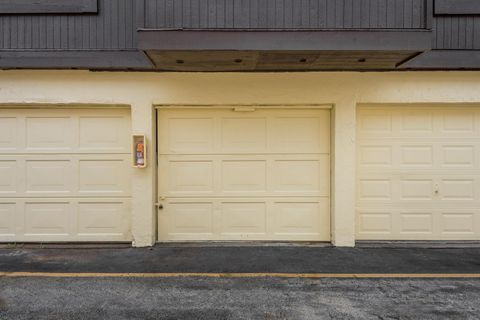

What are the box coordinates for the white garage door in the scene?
[0,108,132,242]
[157,107,330,241]
[357,106,480,240]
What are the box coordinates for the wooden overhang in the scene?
[137,29,432,71]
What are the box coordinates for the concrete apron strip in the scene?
[1,272,480,279]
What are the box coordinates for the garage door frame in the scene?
[154,104,333,242]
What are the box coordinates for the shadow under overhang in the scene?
[137,29,432,71]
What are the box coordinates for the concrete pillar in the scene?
[130,101,156,247]
[331,97,357,247]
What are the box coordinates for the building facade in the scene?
[0,0,479,246]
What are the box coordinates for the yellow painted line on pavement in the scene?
[0,272,480,279]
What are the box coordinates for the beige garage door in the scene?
[357,105,480,240]
[0,108,132,242]
[157,107,330,241]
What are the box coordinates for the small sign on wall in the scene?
[132,134,147,168]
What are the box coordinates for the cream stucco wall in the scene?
[1,71,480,247]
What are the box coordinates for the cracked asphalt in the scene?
[1,277,479,320]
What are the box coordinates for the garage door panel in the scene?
[273,199,329,238]
[400,179,435,201]
[358,209,437,238]
[400,145,434,167]
[78,116,130,152]
[274,159,323,193]
[358,207,480,239]
[0,160,17,194]
[221,118,267,151]
[26,116,75,151]
[357,211,393,236]
[166,160,214,194]
[358,177,479,204]
[271,116,329,153]
[160,155,329,198]
[158,108,330,155]
[221,161,267,193]
[158,107,330,241]
[440,179,476,200]
[0,108,132,242]
[221,202,267,235]
[162,117,215,154]
[0,203,15,236]
[441,110,476,134]
[0,117,18,151]
[360,143,480,171]
[77,201,130,237]
[358,111,393,133]
[441,145,475,168]
[399,212,434,235]
[359,145,393,167]
[357,106,480,240]
[359,107,480,138]
[159,197,329,241]
[159,158,216,196]
[0,109,131,154]
[24,202,71,236]
[26,160,73,194]
[358,179,392,201]
[78,159,131,195]
[401,111,434,133]
[0,198,131,242]
[165,202,214,236]
[0,155,131,198]
[440,212,476,235]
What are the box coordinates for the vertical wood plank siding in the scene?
[433,16,480,50]
[0,0,139,50]
[0,0,432,51]
[144,0,427,29]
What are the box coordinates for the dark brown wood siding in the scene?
[433,16,480,49]
[0,0,431,51]
[0,0,142,50]
[144,0,428,29]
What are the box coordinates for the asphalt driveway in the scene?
[0,245,479,319]
[0,245,479,273]
[1,277,479,320]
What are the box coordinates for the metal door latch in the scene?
[155,203,163,210]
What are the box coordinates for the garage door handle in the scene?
[434,184,439,195]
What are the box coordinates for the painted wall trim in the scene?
[0,0,98,14]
